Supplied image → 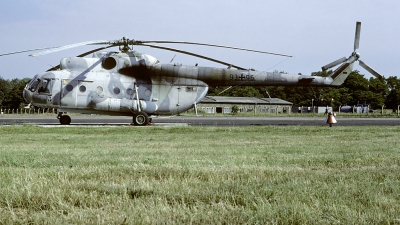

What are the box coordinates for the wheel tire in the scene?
[60,115,71,125]
[133,112,149,126]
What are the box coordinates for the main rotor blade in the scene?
[354,21,361,51]
[0,47,59,57]
[76,46,115,58]
[136,40,293,58]
[141,43,247,70]
[321,57,347,71]
[29,40,109,57]
[359,60,383,79]
[46,46,115,71]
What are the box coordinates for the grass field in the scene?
[0,125,399,224]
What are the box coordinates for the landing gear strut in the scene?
[57,113,71,125]
[132,111,149,126]
[131,82,149,126]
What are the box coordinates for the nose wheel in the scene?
[132,111,149,126]
[58,113,71,125]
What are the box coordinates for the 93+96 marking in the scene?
[230,74,255,81]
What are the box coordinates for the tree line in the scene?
[0,77,31,109]
[1,71,400,110]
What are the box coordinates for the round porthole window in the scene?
[113,87,121,95]
[144,89,151,97]
[96,86,103,93]
[79,85,86,93]
[66,85,73,92]
[126,88,134,95]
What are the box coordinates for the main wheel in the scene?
[133,112,149,126]
[59,115,71,125]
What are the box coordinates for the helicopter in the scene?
[0,21,383,126]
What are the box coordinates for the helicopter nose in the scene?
[23,87,33,103]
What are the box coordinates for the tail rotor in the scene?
[322,21,384,81]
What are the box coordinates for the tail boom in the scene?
[156,64,345,87]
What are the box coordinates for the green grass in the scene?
[0,125,399,224]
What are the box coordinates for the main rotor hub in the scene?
[118,37,134,52]
[351,51,360,59]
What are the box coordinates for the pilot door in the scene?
[32,78,60,107]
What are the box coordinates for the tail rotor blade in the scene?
[354,21,361,51]
[359,60,383,79]
[322,57,347,71]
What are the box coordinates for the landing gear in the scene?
[130,82,149,126]
[57,113,71,125]
[59,115,71,125]
[132,111,149,126]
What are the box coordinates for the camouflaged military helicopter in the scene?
[0,21,382,125]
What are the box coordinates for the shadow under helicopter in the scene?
[0,116,399,127]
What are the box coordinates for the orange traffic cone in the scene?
[326,112,337,127]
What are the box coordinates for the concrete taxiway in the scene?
[0,115,399,126]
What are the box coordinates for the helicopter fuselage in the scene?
[23,51,209,116]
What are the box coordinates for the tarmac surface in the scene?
[0,114,399,126]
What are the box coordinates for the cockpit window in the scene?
[28,78,40,92]
[38,79,53,94]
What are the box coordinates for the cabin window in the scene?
[65,84,73,92]
[126,88,134,95]
[113,87,121,95]
[79,85,86,93]
[96,86,103,93]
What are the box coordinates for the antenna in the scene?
[170,54,176,63]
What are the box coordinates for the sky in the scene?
[0,0,398,80]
